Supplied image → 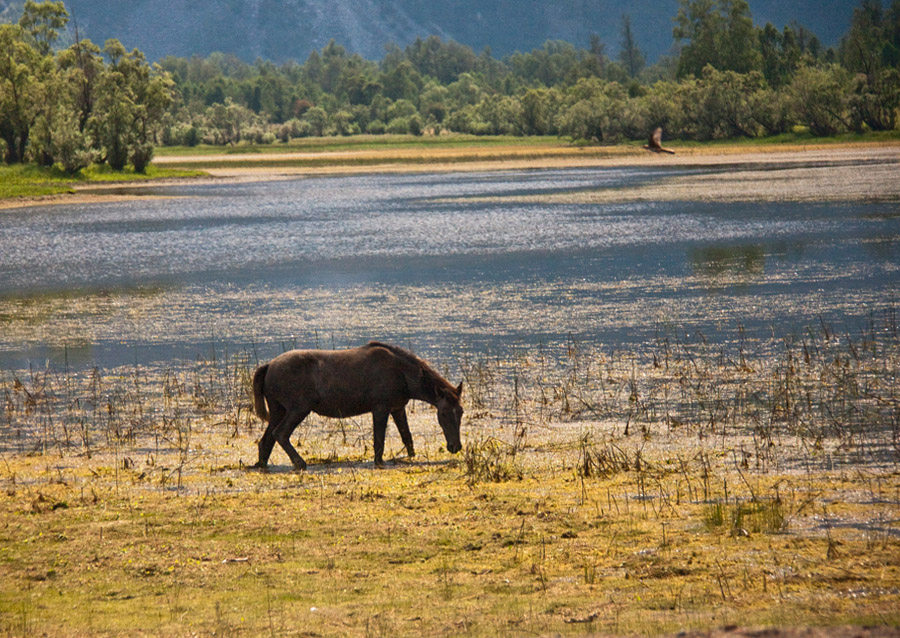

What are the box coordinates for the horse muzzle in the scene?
[448,442,462,454]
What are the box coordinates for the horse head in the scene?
[436,381,464,454]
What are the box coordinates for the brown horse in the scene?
[251,341,463,469]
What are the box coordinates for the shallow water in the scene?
[1,165,898,371]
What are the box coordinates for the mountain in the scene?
[6,0,862,63]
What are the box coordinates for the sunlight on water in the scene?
[0,166,898,371]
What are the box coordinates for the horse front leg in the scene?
[391,407,415,458]
[372,408,390,468]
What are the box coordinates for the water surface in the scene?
[1,164,898,371]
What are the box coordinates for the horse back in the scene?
[262,346,411,417]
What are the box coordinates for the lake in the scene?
[1,162,898,372]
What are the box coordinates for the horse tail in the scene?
[252,363,269,421]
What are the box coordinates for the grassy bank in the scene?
[0,163,206,201]
[1,321,898,636]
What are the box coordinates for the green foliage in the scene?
[0,5,172,173]
[674,0,762,77]
[704,498,787,535]
[2,0,900,177]
[142,0,897,149]
[18,0,67,56]
[789,63,853,136]
[0,22,44,163]
[618,15,645,79]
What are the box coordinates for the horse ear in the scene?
[456,381,463,396]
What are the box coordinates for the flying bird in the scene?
[644,127,675,154]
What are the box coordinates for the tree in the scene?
[758,23,807,88]
[519,87,561,135]
[719,0,761,73]
[405,36,477,84]
[0,23,43,163]
[694,66,768,138]
[380,59,421,101]
[557,78,630,143]
[88,39,173,171]
[789,63,852,136]
[618,15,645,79]
[205,98,255,145]
[18,0,68,56]
[674,0,761,77]
[301,106,328,137]
[557,99,605,141]
[850,68,900,131]
[58,33,104,134]
[840,0,886,78]
[838,1,900,131]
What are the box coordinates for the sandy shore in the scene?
[3,143,899,210]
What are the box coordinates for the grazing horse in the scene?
[251,341,463,469]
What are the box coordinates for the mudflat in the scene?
[3,143,899,210]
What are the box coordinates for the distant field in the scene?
[152,134,566,156]
[151,131,900,172]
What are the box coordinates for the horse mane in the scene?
[366,341,457,402]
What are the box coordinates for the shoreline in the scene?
[2,142,899,211]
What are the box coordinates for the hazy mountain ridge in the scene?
[3,0,860,63]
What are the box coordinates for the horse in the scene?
[251,341,463,470]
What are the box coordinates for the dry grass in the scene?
[1,319,899,636]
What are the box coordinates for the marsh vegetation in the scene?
[1,315,898,636]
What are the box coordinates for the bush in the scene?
[386,117,411,134]
[789,64,852,136]
[407,114,424,136]
[366,119,386,135]
[130,143,154,174]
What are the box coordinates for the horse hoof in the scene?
[249,462,269,471]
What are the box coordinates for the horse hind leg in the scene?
[254,401,286,469]
[272,407,310,471]
[372,408,391,468]
[391,407,415,458]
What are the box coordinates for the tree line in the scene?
[1,1,171,170]
[2,0,899,172]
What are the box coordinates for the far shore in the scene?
[2,140,899,210]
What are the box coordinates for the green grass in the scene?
[0,163,206,201]
[0,164,79,199]
[78,164,205,182]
